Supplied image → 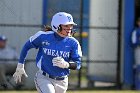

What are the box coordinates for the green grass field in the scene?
[0,90,140,93]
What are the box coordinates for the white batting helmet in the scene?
[51,12,77,32]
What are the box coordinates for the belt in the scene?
[42,71,66,80]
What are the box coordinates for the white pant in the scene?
[34,70,68,93]
[134,47,140,65]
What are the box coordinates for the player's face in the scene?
[0,40,6,49]
[60,24,73,36]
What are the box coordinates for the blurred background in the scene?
[0,0,140,91]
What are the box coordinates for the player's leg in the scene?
[134,47,140,89]
[52,77,68,93]
[135,47,140,65]
[34,71,55,93]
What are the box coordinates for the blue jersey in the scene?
[19,31,82,77]
[132,28,140,47]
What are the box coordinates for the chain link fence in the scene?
[0,0,121,90]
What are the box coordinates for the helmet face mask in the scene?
[51,12,77,32]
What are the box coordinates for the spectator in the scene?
[0,35,19,89]
[131,17,140,65]
[131,17,140,90]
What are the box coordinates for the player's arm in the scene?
[132,30,137,45]
[13,31,43,83]
[19,31,43,63]
[13,40,36,83]
[19,40,35,64]
[52,41,82,70]
[69,41,82,70]
[60,41,82,70]
[132,29,140,47]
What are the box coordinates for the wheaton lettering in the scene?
[43,48,70,58]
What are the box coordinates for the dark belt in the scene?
[42,72,66,80]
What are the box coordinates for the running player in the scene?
[13,12,82,93]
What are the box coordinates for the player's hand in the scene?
[13,63,28,83]
[52,57,69,68]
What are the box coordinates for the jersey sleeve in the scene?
[132,30,137,44]
[131,29,140,47]
[71,41,82,70]
[19,31,44,64]
[19,40,35,64]
[29,31,44,48]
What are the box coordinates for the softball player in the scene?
[13,12,82,93]
[132,17,140,89]
[132,17,140,65]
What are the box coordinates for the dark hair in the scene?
[43,25,52,32]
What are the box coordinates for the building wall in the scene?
[88,0,119,82]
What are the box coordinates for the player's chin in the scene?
[66,33,71,36]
